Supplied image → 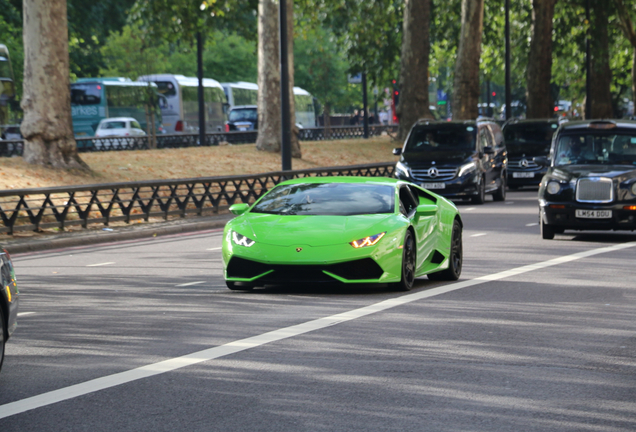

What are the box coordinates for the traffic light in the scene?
[391,79,400,123]
[492,91,496,97]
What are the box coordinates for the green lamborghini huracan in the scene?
[222,177,463,291]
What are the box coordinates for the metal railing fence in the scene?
[0,125,398,156]
[0,162,396,234]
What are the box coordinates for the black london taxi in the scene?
[537,119,636,239]
[1,247,19,373]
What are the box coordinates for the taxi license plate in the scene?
[575,209,612,219]
[238,127,248,131]
[422,182,446,190]
[512,172,534,178]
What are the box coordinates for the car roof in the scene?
[503,118,559,127]
[557,119,636,132]
[99,117,137,123]
[278,176,403,187]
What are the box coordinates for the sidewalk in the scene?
[1,213,234,255]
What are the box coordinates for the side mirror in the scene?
[416,204,438,215]
[392,148,402,156]
[534,156,550,167]
[229,203,250,215]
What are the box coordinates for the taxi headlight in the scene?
[631,183,636,196]
[546,181,561,195]
[232,231,256,247]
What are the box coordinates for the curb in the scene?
[4,214,234,255]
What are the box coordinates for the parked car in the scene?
[537,119,636,239]
[222,177,463,291]
[393,119,508,204]
[503,118,559,189]
[0,247,19,373]
[225,105,258,132]
[93,117,147,150]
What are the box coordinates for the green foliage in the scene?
[0,0,23,114]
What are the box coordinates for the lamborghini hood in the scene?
[232,213,397,247]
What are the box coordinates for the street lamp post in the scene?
[504,0,511,121]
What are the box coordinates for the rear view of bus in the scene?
[139,74,227,134]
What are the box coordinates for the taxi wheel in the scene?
[493,173,506,202]
[472,176,486,204]
[541,218,555,240]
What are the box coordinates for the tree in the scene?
[526,0,558,119]
[255,0,300,158]
[396,0,433,140]
[451,0,485,120]
[20,0,88,170]
[614,0,636,103]
[588,0,613,118]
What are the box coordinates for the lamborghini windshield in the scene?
[554,132,636,166]
[405,124,476,152]
[251,183,395,216]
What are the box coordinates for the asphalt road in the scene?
[1,189,635,431]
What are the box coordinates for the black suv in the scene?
[393,119,507,204]
[538,119,636,239]
[503,118,559,189]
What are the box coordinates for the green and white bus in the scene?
[138,74,227,134]
[70,77,163,137]
[222,81,317,128]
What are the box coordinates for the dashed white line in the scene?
[526,223,538,227]
[464,207,476,211]
[17,312,36,317]
[505,201,515,205]
[470,233,488,237]
[207,247,222,251]
[175,281,207,287]
[86,262,115,267]
[3,240,635,419]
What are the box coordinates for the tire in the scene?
[226,281,254,291]
[492,173,506,202]
[0,305,5,373]
[428,219,463,281]
[541,217,555,240]
[391,230,416,291]
[471,176,486,204]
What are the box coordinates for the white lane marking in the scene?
[207,247,222,251]
[176,281,206,287]
[464,208,476,211]
[506,201,514,205]
[17,312,36,317]
[86,262,115,267]
[2,240,635,419]
[526,223,538,227]
[471,233,488,237]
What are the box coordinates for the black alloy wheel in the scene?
[472,176,486,204]
[0,306,5,373]
[540,214,555,240]
[392,230,416,291]
[428,219,463,281]
[493,172,506,202]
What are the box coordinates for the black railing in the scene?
[0,162,396,234]
[1,125,398,155]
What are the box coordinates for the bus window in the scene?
[155,81,177,97]
[233,87,258,106]
[71,84,102,105]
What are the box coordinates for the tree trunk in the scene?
[20,0,88,171]
[526,0,558,119]
[287,0,301,158]
[589,0,613,119]
[256,0,300,157]
[256,0,281,153]
[397,0,433,141]
[451,0,484,121]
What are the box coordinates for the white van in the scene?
[138,74,227,134]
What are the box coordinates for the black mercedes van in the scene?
[393,119,507,204]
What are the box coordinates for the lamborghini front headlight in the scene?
[350,232,386,248]
[232,231,256,247]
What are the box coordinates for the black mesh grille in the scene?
[227,257,385,283]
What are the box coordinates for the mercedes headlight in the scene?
[395,161,410,178]
[350,232,386,248]
[232,231,256,247]
[546,181,561,195]
[458,162,476,177]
